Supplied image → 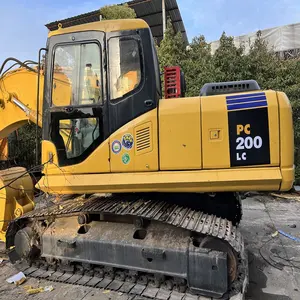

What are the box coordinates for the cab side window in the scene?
[109,37,142,100]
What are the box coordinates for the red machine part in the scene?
[164,66,181,98]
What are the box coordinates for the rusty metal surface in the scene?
[7,195,248,299]
[2,195,300,300]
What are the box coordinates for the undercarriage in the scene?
[6,193,247,299]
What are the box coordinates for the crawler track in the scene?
[6,195,248,300]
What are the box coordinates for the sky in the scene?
[0,0,300,64]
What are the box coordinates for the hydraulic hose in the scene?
[0,57,36,76]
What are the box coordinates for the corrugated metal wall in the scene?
[210,22,300,55]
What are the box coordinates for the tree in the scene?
[184,35,216,96]
[246,31,281,89]
[157,19,187,68]
[157,19,187,96]
[9,124,40,169]
[99,4,136,20]
[213,32,247,82]
[275,59,300,181]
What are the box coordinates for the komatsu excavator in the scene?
[0,19,294,299]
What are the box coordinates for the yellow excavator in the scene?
[0,19,294,299]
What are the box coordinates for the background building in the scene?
[210,22,300,59]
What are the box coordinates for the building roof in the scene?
[46,10,102,31]
[127,0,188,45]
[45,0,188,45]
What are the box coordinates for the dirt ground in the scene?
[0,195,299,300]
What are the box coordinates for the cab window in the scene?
[52,43,102,106]
[109,37,142,100]
[58,117,99,160]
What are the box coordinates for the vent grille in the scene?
[136,127,151,152]
[200,80,260,96]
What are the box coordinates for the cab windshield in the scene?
[52,43,102,107]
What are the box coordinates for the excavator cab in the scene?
[43,23,160,168]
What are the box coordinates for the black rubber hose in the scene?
[1,60,38,76]
[1,62,19,75]
[0,57,36,75]
[23,60,38,65]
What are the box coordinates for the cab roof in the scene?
[48,19,149,38]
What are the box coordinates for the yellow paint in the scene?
[52,71,72,106]
[237,124,244,135]
[210,130,220,140]
[265,91,280,166]
[0,67,45,239]
[0,60,293,200]
[0,138,8,160]
[237,124,250,135]
[277,92,295,190]
[42,110,158,178]
[0,16,292,241]
[134,122,153,156]
[41,110,158,187]
[159,97,201,170]
[201,91,280,169]
[39,90,294,194]
[0,68,43,139]
[38,166,282,195]
[201,94,230,168]
[48,19,149,37]
[116,70,140,97]
[0,167,34,241]
[110,109,158,172]
[0,68,71,139]
[42,139,110,176]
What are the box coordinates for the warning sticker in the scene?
[122,153,130,165]
[111,140,122,154]
[122,133,134,150]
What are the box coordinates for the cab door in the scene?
[43,31,110,171]
[106,29,160,172]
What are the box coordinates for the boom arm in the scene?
[0,67,43,240]
[0,67,43,140]
[0,138,8,160]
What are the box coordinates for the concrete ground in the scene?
[0,194,299,300]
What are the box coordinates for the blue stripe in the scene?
[226,95,266,104]
[226,92,265,100]
[227,101,267,111]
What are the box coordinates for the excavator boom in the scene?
[0,64,70,240]
[0,67,43,139]
[0,66,42,240]
[0,138,8,161]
